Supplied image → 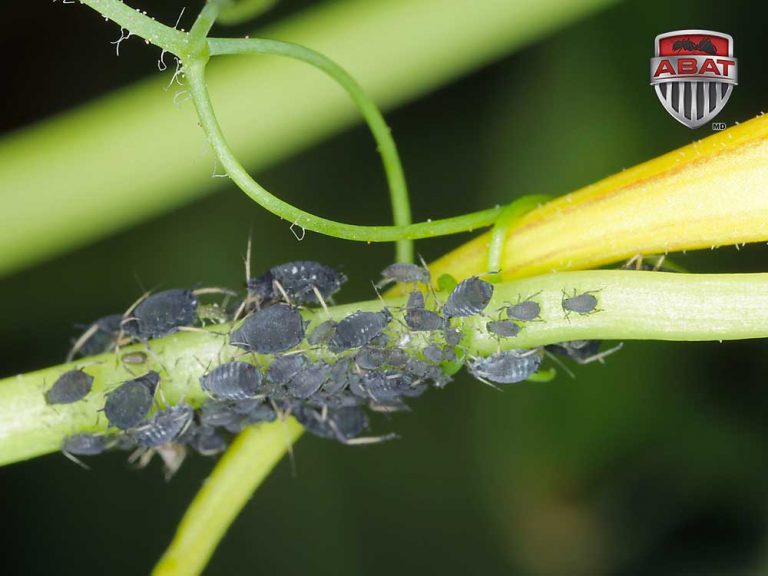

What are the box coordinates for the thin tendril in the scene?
[206,37,414,261]
[185,57,516,242]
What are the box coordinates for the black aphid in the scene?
[287,363,328,399]
[230,304,305,354]
[294,405,369,443]
[199,400,244,429]
[131,403,193,447]
[422,344,443,364]
[240,402,277,425]
[506,299,541,322]
[443,326,462,346]
[124,289,198,340]
[329,310,391,350]
[72,314,123,358]
[405,357,442,382]
[467,350,542,384]
[267,353,307,386]
[324,359,352,394]
[307,320,337,346]
[200,361,264,400]
[45,369,94,405]
[562,290,599,317]
[378,262,431,288]
[486,320,521,338]
[545,340,622,365]
[406,290,425,310]
[103,371,160,430]
[61,433,112,456]
[184,425,228,456]
[355,347,387,370]
[362,370,423,403]
[405,308,445,332]
[442,277,494,318]
[385,347,409,367]
[252,261,347,305]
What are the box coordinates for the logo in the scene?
[650,30,737,128]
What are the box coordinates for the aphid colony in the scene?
[51,260,613,470]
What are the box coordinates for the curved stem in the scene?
[153,420,304,576]
[207,37,414,261]
[186,57,501,243]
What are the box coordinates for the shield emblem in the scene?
[650,30,737,129]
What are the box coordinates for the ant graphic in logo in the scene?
[673,37,718,55]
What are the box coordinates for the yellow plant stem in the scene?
[153,419,304,576]
[429,114,768,282]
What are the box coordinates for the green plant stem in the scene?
[4,270,768,467]
[187,2,223,56]
[186,57,512,242]
[79,0,187,54]
[153,419,304,576]
[207,37,414,261]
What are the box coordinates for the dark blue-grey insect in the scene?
[184,425,229,456]
[405,357,442,382]
[61,433,112,456]
[294,405,377,444]
[545,340,622,365]
[486,320,521,338]
[287,362,328,399]
[307,320,337,346]
[230,304,305,354]
[45,369,94,405]
[406,290,425,310]
[123,289,198,340]
[561,290,600,318]
[199,400,244,429]
[422,344,443,364]
[103,371,160,430]
[250,261,347,305]
[267,353,307,387]
[200,361,264,400]
[443,326,462,347]
[70,314,123,359]
[385,347,409,368]
[329,309,391,350]
[239,402,277,425]
[506,297,541,322]
[131,403,194,447]
[405,308,445,332]
[377,262,431,288]
[355,347,388,370]
[467,349,542,385]
[324,359,353,395]
[442,277,494,318]
[361,370,423,403]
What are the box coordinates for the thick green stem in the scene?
[4,271,768,467]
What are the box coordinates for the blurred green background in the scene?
[2,0,768,574]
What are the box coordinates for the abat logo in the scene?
[650,30,737,128]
